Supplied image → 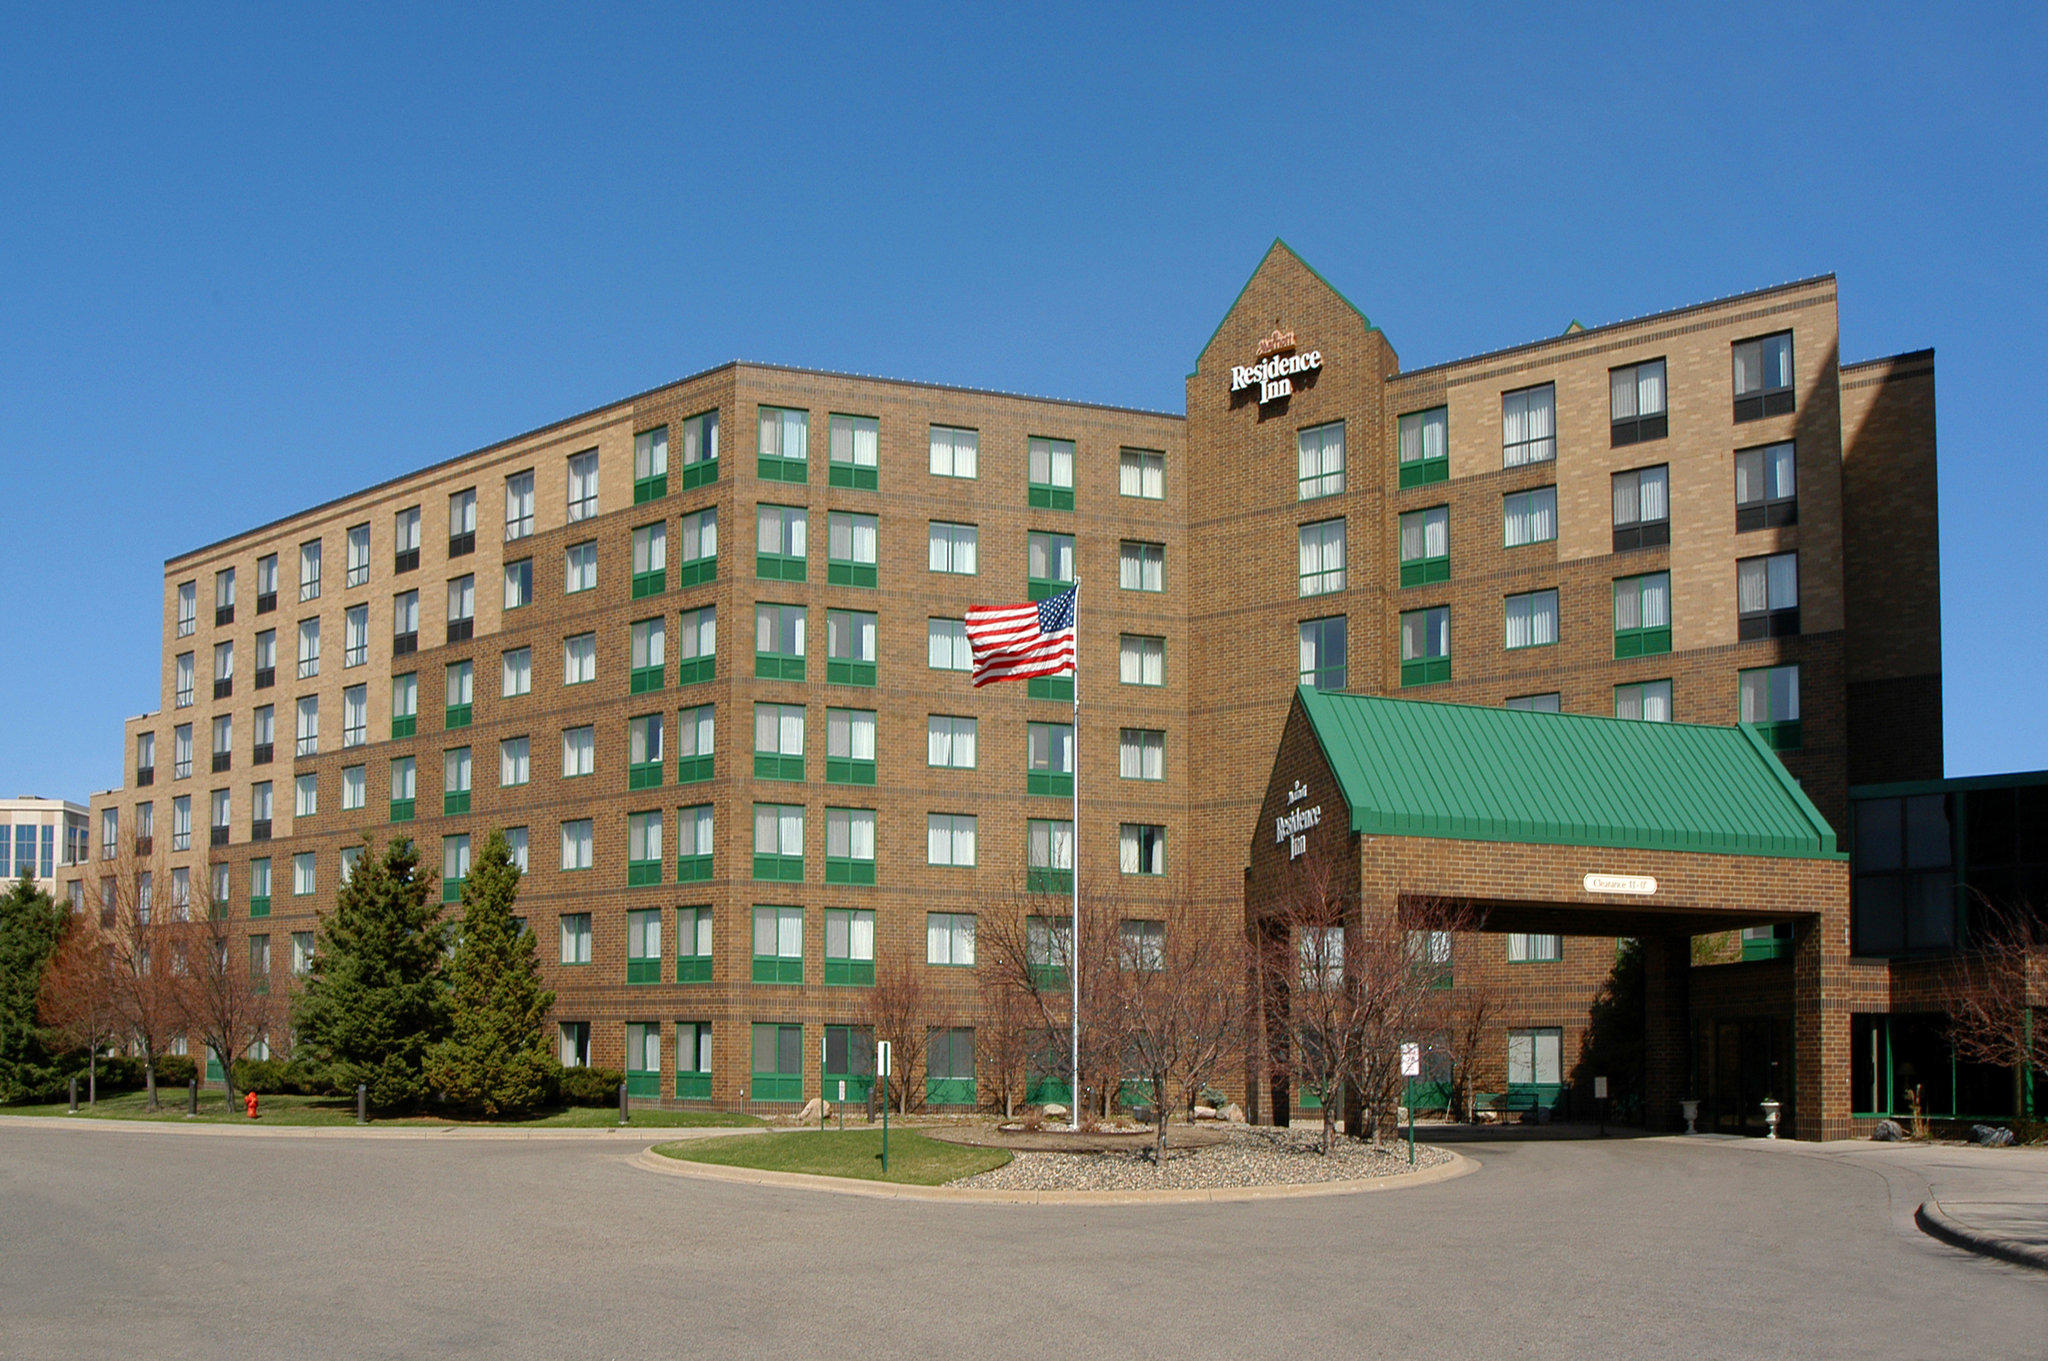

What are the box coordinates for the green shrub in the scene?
[558,1065,625,1107]
[233,1058,330,1095]
[154,1055,197,1088]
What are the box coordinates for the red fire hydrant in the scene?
[245,1089,259,1119]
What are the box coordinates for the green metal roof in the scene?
[1295,688,1843,860]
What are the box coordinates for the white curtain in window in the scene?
[682,706,714,756]
[686,807,714,855]
[1738,559,1768,614]
[1642,682,1672,723]
[1766,443,1796,499]
[1502,386,1555,465]
[1638,467,1668,522]
[832,418,878,469]
[832,710,875,761]
[1506,592,1557,649]
[1768,554,1798,608]
[683,509,717,561]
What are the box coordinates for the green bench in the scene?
[1471,1090,1545,1123]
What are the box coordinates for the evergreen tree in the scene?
[426,831,557,1116]
[290,838,449,1110]
[0,870,67,1103]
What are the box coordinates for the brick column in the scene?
[1642,933,1692,1133]
[1792,912,1852,1140]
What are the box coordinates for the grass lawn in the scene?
[7,1089,763,1129]
[655,1128,1010,1186]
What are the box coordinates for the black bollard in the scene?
[618,1080,629,1126]
[68,1076,78,1114]
[356,1082,367,1125]
[188,1078,198,1116]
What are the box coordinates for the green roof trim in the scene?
[1293,688,1844,861]
[1190,239,1376,374]
[1850,768,2048,800]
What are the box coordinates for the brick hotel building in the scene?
[72,242,2027,1137]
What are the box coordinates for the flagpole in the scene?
[1069,582,1081,1134]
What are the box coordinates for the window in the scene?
[1851,794,1956,956]
[1611,358,1668,445]
[1119,540,1164,593]
[751,1022,804,1101]
[1119,635,1164,687]
[927,911,976,965]
[446,575,474,643]
[753,704,805,781]
[293,852,316,896]
[826,610,876,686]
[248,783,270,836]
[1299,616,1346,691]
[626,522,666,599]
[926,813,977,868]
[1401,607,1450,686]
[1120,919,1165,971]
[1298,421,1346,498]
[1298,519,1345,597]
[173,724,193,779]
[502,646,530,697]
[1027,818,1074,893]
[249,630,276,690]
[678,507,717,586]
[256,553,280,610]
[504,827,528,872]
[627,814,664,889]
[560,913,592,965]
[676,1021,713,1098]
[678,606,716,685]
[752,904,804,983]
[292,932,315,976]
[1397,408,1447,488]
[678,803,714,882]
[633,427,668,503]
[562,726,595,778]
[339,846,362,886]
[752,804,804,882]
[824,907,876,982]
[338,605,366,669]
[559,819,593,872]
[211,641,234,704]
[1026,722,1073,796]
[295,696,319,757]
[927,618,971,671]
[628,713,664,790]
[175,653,194,708]
[680,409,720,489]
[1118,727,1164,781]
[928,715,977,770]
[1613,572,1672,658]
[1027,531,1075,600]
[214,567,237,624]
[618,908,659,982]
[1496,488,1556,552]
[826,512,877,588]
[1501,383,1556,467]
[929,522,978,575]
[136,802,155,854]
[754,603,805,680]
[559,1021,591,1065]
[930,425,978,478]
[566,450,599,521]
[826,707,876,785]
[392,508,420,573]
[504,557,533,610]
[1738,553,1801,639]
[1612,466,1670,551]
[829,414,879,489]
[295,618,321,680]
[1120,447,1164,499]
[1507,1028,1563,1088]
[1739,664,1802,750]
[442,747,471,816]
[564,633,597,685]
[444,659,473,728]
[1504,590,1559,650]
[757,407,809,482]
[136,732,156,785]
[342,685,367,748]
[677,704,714,783]
[503,470,535,541]
[1733,331,1795,421]
[1026,914,1072,987]
[1119,823,1165,876]
[631,617,667,693]
[172,796,193,852]
[927,1027,976,1106]
[565,541,597,593]
[391,672,417,739]
[1615,680,1673,722]
[388,758,414,821]
[1506,934,1562,963]
[447,489,476,556]
[1736,441,1798,531]
[338,523,368,588]
[101,808,118,860]
[393,589,419,655]
[500,736,530,787]
[1028,436,1075,510]
[1399,507,1449,586]
[676,906,713,983]
[298,540,323,601]
[1505,693,1561,713]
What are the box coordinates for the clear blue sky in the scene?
[3,3,2043,800]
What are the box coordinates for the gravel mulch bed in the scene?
[950,1126,1451,1192]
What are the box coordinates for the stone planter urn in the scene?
[1760,1098,1782,1140]
[1680,1099,1699,1135]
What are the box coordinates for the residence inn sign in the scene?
[1231,328,1322,404]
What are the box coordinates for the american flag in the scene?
[965,586,1076,687]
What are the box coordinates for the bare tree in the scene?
[37,905,121,1104]
[979,885,1129,1121]
[860,957,946,1114]
[179,868,276,1108]
[1438,942,1508,1123]
[95,845,188,1109]
[1944,896,2048,1099]
[1115,897,1253,1160]
[974,952,1035,1120]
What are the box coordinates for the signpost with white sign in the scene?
[1400,1042,1421,1165]
[876,1041,893,1171]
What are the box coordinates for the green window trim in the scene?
[249,895,271,918]
[444,704,471,730]
[1025,1076,1072,1104]
[753,853,803,882]
[631,568,666,599]
[625,957,660,984]
[676,1070,712,1100]
[630,664,666,694]
[1027,578,1072,603]
[626,859,662,888]
[753,753,805,782]
[1614,627,1673,659]
[1400,556,1450,588]
[755,653,805,681]
[829,463,879,491]
[823,958,876,986]
[633,472,668,504]
[826,660,876,687]
[677,853,713,883]
[825,757,876,786]
[1027,772,1074,797]
[828,561,878,588]
[624,1070,661,1099]
[927,1077,976,1106]
[443,791,470,816]
[1398,457,1449,489]
[1401,657,1451,687]
[677,754,714,783]
[677,555,716,587]
[678,656,715,686]
[1028,964,1069,991]
[752,955,804,985]
[1028,676,1073,702]
[1027,868,1074,894]
[628,760,663,791]
[824,857,876,887]
[755,551,807,582]
[751,1072,803,1102]
[757,457,808,484]
[679,458,718,491]
[389,798,415,823]
[1750,719,1803,751]
[1741,936,1789,962]
[441,876,463,904]
[391,714,416,740]
[1028,483,1075,512]
[676,955,712,983]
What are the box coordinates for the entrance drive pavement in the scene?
[0,1121,2040,1360]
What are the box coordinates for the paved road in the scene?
[2,1123,2040,1360]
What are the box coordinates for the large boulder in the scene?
[1041,1103,1069,1121]
[1221,1102,1246,1123]
[1872,1119,1905,1141]
[798,1097,830,1123]
[1971,1123,2016,1147]
[1192,1104,1219,1121]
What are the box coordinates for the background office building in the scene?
[71,242,2021,1135]
[2,797,90,900]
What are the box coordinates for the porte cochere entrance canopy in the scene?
[1247,688,1854,1139]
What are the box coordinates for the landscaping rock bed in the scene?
[950,1125,1451,1192]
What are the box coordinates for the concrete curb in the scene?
[0,1114,744,1142]
[1915,1199,2048,1273]
[632,1143,1476,1204]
